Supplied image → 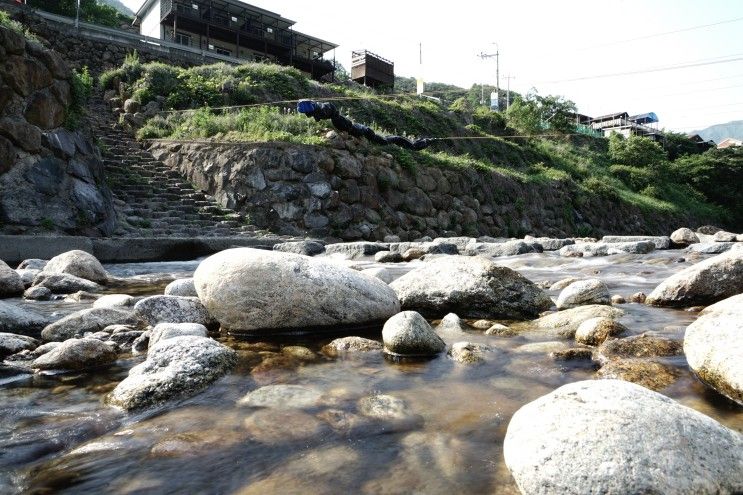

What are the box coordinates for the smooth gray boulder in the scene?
[16,268,40,289]
[671,227,699,245]
[464,240,540,257]
[107,335,236,410]
[16,259,47,270]
[193,248,400,333]
[92,294,136,308]
[559,241,655,257]
[601,235,671,249]
[273,240,326,256]
[41,307,137,342]
[321,336,382,356]
[360,267,396,284]
[32,338,117,371]
[713,231,737,242]
[555,279,610,309]
[646,249,743,307]
[23,286,52,301]
[0,300,51,337]
[685,242,735,254]
[516,305,624,339]
[436,312,468,336]
[43,250,108,284]
[0,332,39,358]
[684,294,743,405]
[148,322,207,349]
[32,272,101,294]
[526,237,575,251]
[382,311,445,356]
[574,317,627,346]
[324,242,388,259]
[504,380,743,495]
[163,278,198,297]
[389,256,552,319]
[133,295,214,327]
[0,260,24,298]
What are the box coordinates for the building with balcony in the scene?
[588,111,662,141]
[351,50,394,89]
[133,0,338,79]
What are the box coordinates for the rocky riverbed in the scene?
[0,231,742,494]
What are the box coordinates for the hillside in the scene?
[99,0,134,18]
[694,119,743,144]
[97,57,742,232]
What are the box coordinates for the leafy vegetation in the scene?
[26,0,132,27]
[64,66,93,129]
[101,57,741,228]
[0,9,39,40]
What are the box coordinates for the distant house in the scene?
[351,50,394,89]
[717,137,742,149]
[132,0,338,79]
[588,111,662,140]
[686,134,715,152]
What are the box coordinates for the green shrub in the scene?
[65,66,93,129]
[582,176,619,201]
[609,164,656,191]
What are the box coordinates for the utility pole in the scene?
[478,43,499,109]
[75,0,80,29]
[504,75,515,109]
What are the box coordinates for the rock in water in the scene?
[382,311,445,356]
[193,248,400,333]
[601,235,671,249]
[0,260,24,298]
[516,305,624,339]
[0,332,39,358]
[93,294,136,308]
[41,307,137,341]
[0,300,51,337]
[148,322,207,349]
[321,336,382,356]
[32,272,101,294]
[107,336,236,410]
[32,338,117,371]
[389,256,551,319]
[43,250,108,284]
[555,279,610,309]
[684,294,743,405]
[504,380,743,495]
[134,295,213,327]
[574,317,627,345]
[164,278,198,297]
[671,227,699,245]
[273,240,326,256]
[646,250,743,307]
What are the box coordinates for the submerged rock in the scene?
[0,300,51,337]
[684,294,743,405]
[321,336,382,357]
[646,249,743,307]
[448,341,493,364]
[107,336,236,410]
[517,305,623,339]
[382,311,445,357]
[43,250,108,284]
[594,333,683,366]
[504,380,743,495]
[0,260,24,298]
[555,279,610,309]
[32,338,117,371]
[596,359,680,391]
[193,248,400,333]
[163,278,198,297]
[357,394,419,428]
[41,307,138,342]
[238,384,323,409]
[134,295,214,327]
[390,256,552,319]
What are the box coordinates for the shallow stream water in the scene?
[1,251,741,494]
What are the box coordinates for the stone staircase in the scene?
[87,98,267,238]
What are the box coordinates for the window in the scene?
[214,47,231,56]
[174,32,191,47]
[266,27,273,33]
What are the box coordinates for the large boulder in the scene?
[504,380,743,495]
[555,279,610,310]
[381,311,445,357]
[646,249,743,307]
[685,242,734,255]
[43,250,108,284]
[41,307,137,341]
[107,336,236,410]
[193,248,400,333]
[32,338,117,371]
[389,256,552,319]
[515,305,624,339]
[32,272,101,294]
[0,260,24,298]
[463,240,540,257]
[0,300,51,337]
[601,235,671,249]
[133,295,214,327]
[684,294,743,405]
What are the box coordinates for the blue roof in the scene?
[630,112,659,124]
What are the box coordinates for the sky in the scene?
[121,0,743,132]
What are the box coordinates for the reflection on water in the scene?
[1,250,741,494]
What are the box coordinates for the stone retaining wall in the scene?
[149,138,695,241]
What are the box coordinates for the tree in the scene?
[662,131,707,161]
[27,0,131,27]
[608,134,668,168]
[505,91,576,135]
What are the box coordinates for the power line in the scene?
[538,53,743,84]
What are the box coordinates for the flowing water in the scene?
[1,251,741,494]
